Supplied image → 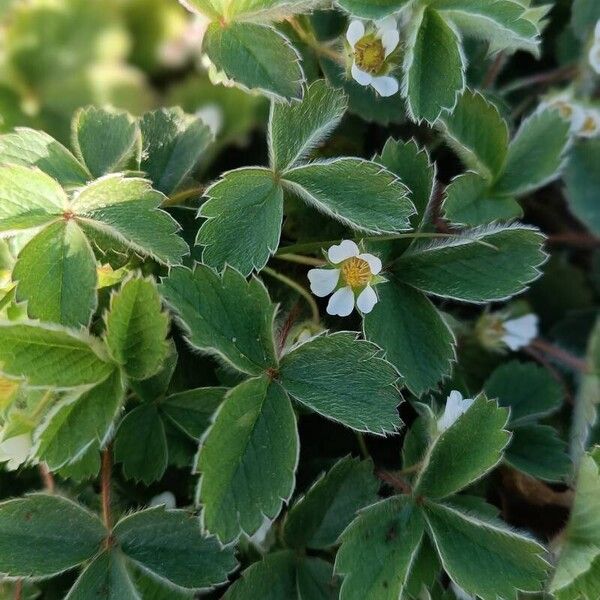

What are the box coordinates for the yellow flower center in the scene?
[341,257,372,288]
[554,101,574,120]
[581,114,598,134]
[354,36,385,74]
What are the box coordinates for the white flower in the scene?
[577,109,600,138]
[196,103,223,137]
[438,391,474,432]
[149,491,177,509]
[308,240,382,317]
[0,433,31,470]
[589,42,600,75]
[346,18,400,97]
[542,96,587,134]
[502,314,539,351]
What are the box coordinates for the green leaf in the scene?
[423,501,549,600]
[335,496,425,600]
[279,332,401,434]
[494,108,570,196]
[484,360,563,424]
[0,494,105,577]
[403,7,465,123]
[114,505,237,590]
[13,219,97,327]
[196,168,283,275]
[404,535,441,597]
[282,158,414,233]
[269,80,346,173]
[71,175,188,266]
[0,164,65,235]
[440,89,509,179]
[181,0,324,21]
[105,277,169,380]
[505,424,570,482]
[66,550,140,600]
[204,22,304,100]
[283,456,378,549]
[139,107,212,195]
[72,106,140,179]
[34,370,125,470]
[0,322,114,389]
[114,404,168,484]
[160,387,226,440]
[395,224,546,303]
[0,128,89,187]
[364,281,455,396]
[414,395,510,499]
[130,342,178,403]
[160,265,277,375]
[197,376,298,543]
[570,0,600,39]
[133,567,194,600]
[335,0,410,19]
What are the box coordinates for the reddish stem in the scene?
[530,339,589,374]
[39,463,55,493]
[14,580,22,600]
[101,445,112,531]
[375,469,412,495]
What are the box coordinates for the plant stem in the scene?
[483,52,506,88]
[499,64,578,95]
[547,232,600,248]
[355,432,370,459]
[163,185,205,207]
[14,580,22,600]
[530,339,590,374]
[39,463,55,493]
[375,469,412,495]
[101,445,113,532]
[287,17,345,65]
[274,253,326,267]
[262,267,320,324]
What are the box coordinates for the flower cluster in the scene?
[542,93,600,138]
[438,390,474,432]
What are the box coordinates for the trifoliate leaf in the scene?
[13,219,97,327]
[364,281,455,396]
[279,332,401,434]
[204,22,304,100]
[335,0,409,19]
[335,496,425,600]
[105,277,169,380]
[34,369,125,470]
[0,494,105,578]
[395,224,546,303]
[283,456,378,550]
[0,128,89,187]
[0,322,114,389]
[403,7,465,123]
[114,403,168,484]
[160,265,278,375]
[196,168,283,276]
[414,395,510,499]
[113,506,237,590]
[269,79,347,172]
[72,106,140,178]
[197,376,298,543]
[494,108,571,196]
[423,501,549,600]
[139,107,212,196]
[282,158,414,233]
[71,175,189,266]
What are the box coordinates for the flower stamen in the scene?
[341,257,372,288]
[354,36,385,74]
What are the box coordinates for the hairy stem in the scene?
[14,580,22,600]
[530,339,590,374]
[101,445,113,532]
[263,267,320,325]
[39,463,55,494]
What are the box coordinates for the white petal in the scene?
[0,434,31,469]
[381,28,400,57]
[438,391,474,431]
[579,110,600,138]
[595,20,600,41]
[376,16,397,33]
[356,286,378,314]
[371,75,399,97]
[150,491,177,509]
[569,105,587,133]
[196,104,223,136]
[346,20,365,47]
[307,268,340,297]
[358,253,382,275]
[351,62,373,86]
[328,240,360,263]
[502,314,539,350]
[588,43,600,74]
[327,286,355,317]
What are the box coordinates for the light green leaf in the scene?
[159,265,277,375]
[283,456,378,550]
[198,376,298,543]
[181,0,325,21]
[114,404,168,484]
[0,128,89,187]
[571,0,600,39]
[196,168,283,275]
[395,224,546,303]
[13,219,97,327]
[423,501,549,600]
[335,0,410,19]
[335,496,425,600]
[279,332,401,434]
[494,108,571,196]
[403,7,465,123]
[269,79,347,172]
[0,322,114,389]
[105,277,169,380]
[364,281,455,396]
[66,550,140,600]
[0,494,105,578]
[34,370,125,470]
[414,395,510,499]
[72,106,140,179]
[133,567,194,600]
[114,506,237,590]
[282,158,414,233]
[140,107,212,195]
[204,22,304,100]
[71,175,189,266]
[440,89,509,179]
